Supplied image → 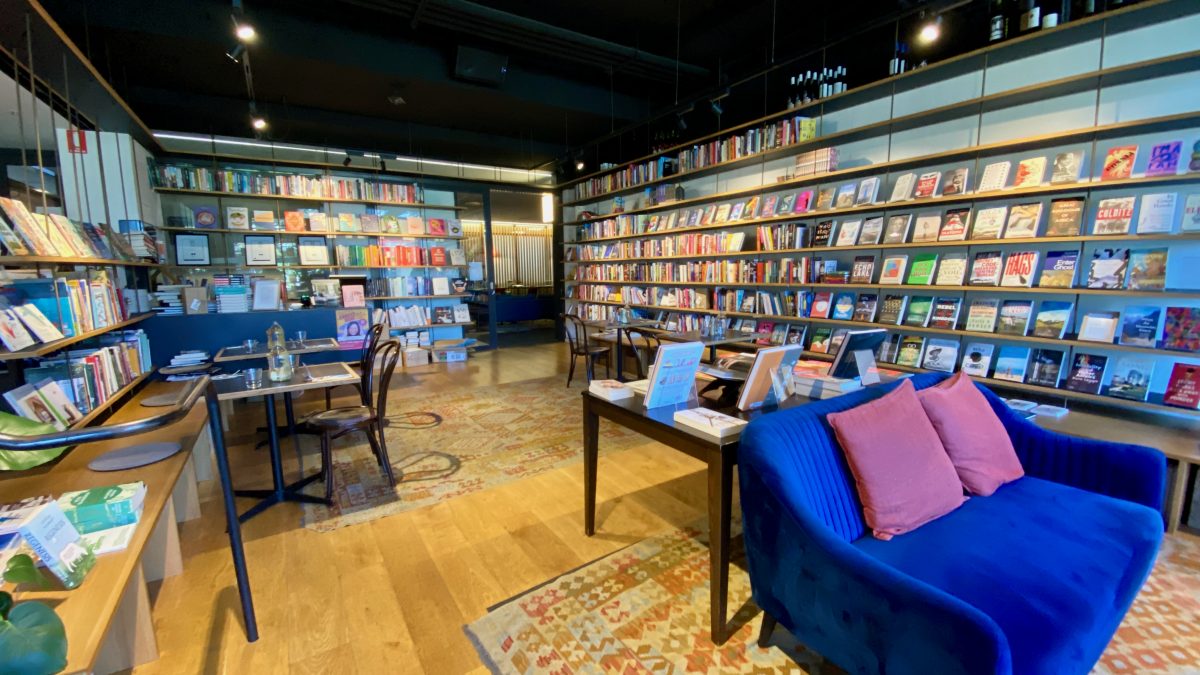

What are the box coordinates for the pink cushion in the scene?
[826,379,966,540]
[916,371,1024,496]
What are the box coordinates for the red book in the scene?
[1163,307,1200,352]
[427,218,447,236]
[429,246,447,266]
[1101,145,1137,181]
[810,291,833,318]
[1164,363,1200,409]
[400,246,419,267]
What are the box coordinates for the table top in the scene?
[213,361,358,401]
[654,330,766,347]
[583,318,660,330]
[214,337,340,362]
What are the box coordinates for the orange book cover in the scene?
[429,246,447,266]
[406,216,425,235]
[283,210,306,232]
[1101,145,1137,181]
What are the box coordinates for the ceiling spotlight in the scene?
[235,23,256,42]
[574,159,585,172]
[225,43,245,63]
[251,116,267,131]
[917,14,943,45]
[710,100,724,115]
[676,114,688,131]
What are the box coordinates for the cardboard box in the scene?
[183,287,208,314]
[402,348,430,367]
[431,347,468,363]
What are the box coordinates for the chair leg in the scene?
[757,612,777,648]
[365,424,383,464]
[566,354,576,387]
[373,420,396,487]
[324,388,332,410]
[321,431,334,502]
[586,356,595,382]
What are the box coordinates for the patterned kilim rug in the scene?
[465,526,1200,674]
[300,377,644,531]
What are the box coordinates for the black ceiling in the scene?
[36,0,966,170]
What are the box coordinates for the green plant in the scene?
[3,555,52,590]
[0,589,67,675]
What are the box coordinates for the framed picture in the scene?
[174,233,210,266]
[244,235,277,266]
[297,235,330,266]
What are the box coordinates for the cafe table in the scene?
[211,362,359,522]
[214,337,340,363]
[583,318,661,381]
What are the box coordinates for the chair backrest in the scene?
[361,322,386,371]
[369,339,402,418]
[623,328,661,378]
[561,313,589,355]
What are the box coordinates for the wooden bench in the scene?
[1,380,212,673]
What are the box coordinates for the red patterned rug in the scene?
[465,527,1200,673]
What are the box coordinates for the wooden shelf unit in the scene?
[0,313,156,362]
[156,225,464,240]
[154,186,466,210]
[68,369,154,429]
[365,294,472,300]
[0,255,161,268]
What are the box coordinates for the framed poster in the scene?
[174,233,210,266]
[297,236,330,266]
[244,235,277,266]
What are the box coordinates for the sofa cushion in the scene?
[917,371,1024,496]
[826,379,966,540]
[854,476,1162,675]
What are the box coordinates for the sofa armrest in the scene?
[741,462,1012,675]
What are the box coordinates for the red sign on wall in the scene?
[66,129,87,154]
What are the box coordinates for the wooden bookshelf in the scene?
[0,255,161,268]
[69,369,154,429]
[156,225,463,240]
[568,283,1199,298]
[162,263,467,271]
[389,322,473,330]
[366,294,472,300]
[0,313,156,362]
[155,186,466,210]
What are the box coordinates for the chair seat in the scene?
[307,405,375,430]
[854,476,1161,675]
[576,344,609,356]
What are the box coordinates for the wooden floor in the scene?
[132,342,712,674]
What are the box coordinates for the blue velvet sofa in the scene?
[739,372,1165,675]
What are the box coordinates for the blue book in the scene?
[6,279,76,337]
[1039,250,1080,288]
[831,292,856,321]
[993,346,1031,383]
[1118,305,1161,347]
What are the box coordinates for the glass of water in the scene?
[244,367,263,389]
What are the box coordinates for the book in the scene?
[1000,251,1039,287]
[1101,145,1137,181]
[307,212,329,232]
[1064,353,1108,394]
[0,206,30,256]
[340,285,366,308]
[17,501,94,588]
[993,346,1031,382]
[0,308,37,351]
[934,253,968,286]
[879,255,908,285]
[1182,194,1200,231]
[4,382,65,428]
[1038,250,1079,288]
[283,210,306,232]
[11,304,64,343]
[1046,198,1084,236]
[815,187,835,210]
[1050,151,1084,184]
[928,297,962,330]
[938,208,970,241]
[226,206,249,230]
[834,220,861,246]
[912,213,942,242]
[812,220,836,247]
[853,294,879,322]
[1163,307,1200,352]
[672,408,748,438]
[970,206,1007,240]
[921,338,959,372]
[1028,349,1066,387]
[1032,301,1073,339]
[877,295,908,325]
[883,214,912,243]
[831,293,856,321]
[192,206,218,229]
[57,482,145,534]
[964,298,1001,332]
[1093,196,1135,235]
[1119,305,1161,347]
[834,183,857,208]
[857,217,884,245]
[903,296,934,327]
[1135,193,1177,233]
[1107,357,1155,401]
[889,173,917,202]
[856,177,880,205]
[252,209,277,230]
[759,195,779,217]
[1164,363,1200,409]
[1086,248,1129,288]
[914,171,940,198]
[850,256,876,284]
[1013,156,1046,187]
[1078,311,1120,343]
[896,336,926,367]
[941,168,969,197]
[905,253,939,285]
[808,327,833,353]
[810,292,833,318]
[713,204,732,223]
[977,161,1011,192]
[1003,203,1042,238]
[360,214,381,233]
[961,343,995,377]
[997,300,1034,336]
[1127,248,1168,290]
[1145,140,1182,176]
[969,251,1003,286]
[876,334,902,363]
[778,194,797,214]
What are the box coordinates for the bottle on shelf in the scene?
[989,0,1011,41]
[266,321,293,382]
[1019,0,1042,33]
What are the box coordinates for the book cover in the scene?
[1094,196,1135,235]
[877,295,908,325]
[810,291,833,318]
[57,482,144,532]
[928,297,962,330]
[1135,193,1177,233]
[700,205,717,224]
[921,338,959,372]
[857,216,884,245]
[1127,248,1168,290]
[856,177,880,205]
[941,168,969,197]
[1000,250,1039,287]
[17,501,94,588]
[0,206,30,256]
[713,203,732,223]
[903,296,934,327]
[360,214,381,233]
[834,220,861,246]
[834,183,857,208]
[11,305,63,343]
[225,207,249,230]
[938,208,970,241]
[1184,193,1200,232]
[896,336,926,366]
[1119,305,1161,347]
[808,327,833,353]
[934,253,968,286]
[912,213,942,242]
[672,408,748,438]
[964,298,1000,332]
[0,309,36,352]
[914,171,940,198]
[1032,300,1073,338]
[760,195,778,217]
[730,201,747,221]
[850,256,876,284]
[433,307,455,324]
[1086,248,1129,288]
[970,206,1007,240]
[1064,353,1108,394]
[997,300,1034,336]
[876,334,901,362]
[1164,363,1200,409]
[1050,151,1084,184]
[831,293,856,320]
[283,210,306,232]
[252,209,277,230]
[1013,156,1046,187]
[961,343,995,377]
[815,188,835,210]
[1163,307,1200,352]
[853,294,879,322]
[812,220,836,246]
[340,285,366,308]
[1003,203,1042,238]
[743,198,759,219]
[1101,145,1137,181]
[1028,349,1066,387]
[879,255,908,284]
[905,253,939,285]
[1145,140,1182,176]
[307,212,329,232]
[1046,198,1084,236]
[883,214,912,243]
[192,205,219,229]
[977,161,1011,192]
[993,346,1031,382]
[889,173,917,202]
[1107,357,1155,401]
[1078,311,1120,343]
[1038,250,1079,288]
[969,251,1003,286]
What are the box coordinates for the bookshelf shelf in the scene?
[155,225,463,240]
[69,369,154,429]
[0,313,156,362]
[389,322,473,330]
[155,186,466,210]
[366,294,472,300]
[568,283,1199,298]
[0,255,161,268]
[162,263,467,271]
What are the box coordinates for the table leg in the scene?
[236,394,331,522]
[583,395,599,536]
[707,451,734,645]
[1167,459,1190,534]
[284,392,303,467]
[613,328,625,382]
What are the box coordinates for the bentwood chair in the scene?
[562,313,611,386]
[325,322,385,409]
[308,339,401,498]
[622,327,661,380]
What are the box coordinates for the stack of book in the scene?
[15,330,152,414]
[151,285,186,315]
[373,305,430,329]
[215,285,250,313]
[1,273,130,345]
[116,220,161,261]
[56,482,145,556]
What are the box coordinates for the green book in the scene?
[56,481,145,534]
[903,296,934,327]
[905,253,939,285]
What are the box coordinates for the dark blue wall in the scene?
[142,308,353,368]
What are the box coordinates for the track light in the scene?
[235,23,256,42]
[710,100,723,115]
[343,156,352,167]
[917,14,943,45]
[225,43,245,63]
[676,114,687,131]
[380,160,388,172]
[575,159,585,171]
[251,116,267,131]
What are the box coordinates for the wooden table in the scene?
[214,337,339,363]
[213,362,359,521]
[584,319,660,381]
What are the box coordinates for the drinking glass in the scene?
[244,368,263,389]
